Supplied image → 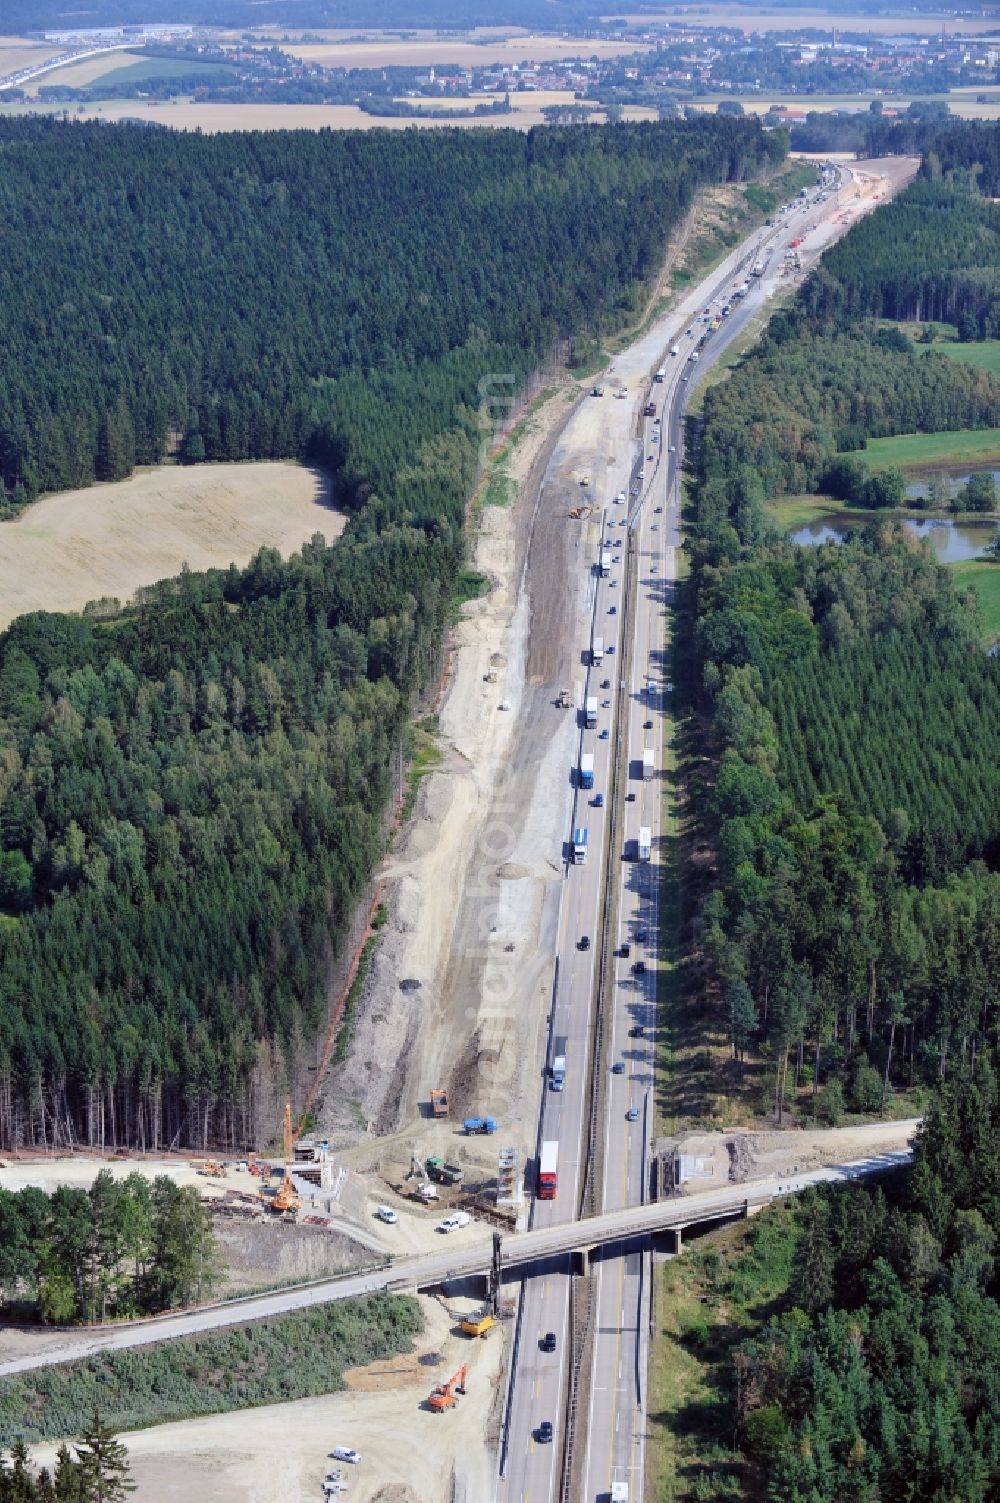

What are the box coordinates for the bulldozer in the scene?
[555,688,572,709]
[428,1364,468,1413]
[567,505,593,520]
[260,1103,301,1218]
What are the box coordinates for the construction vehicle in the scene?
[428,1363,468,1413]
[405,1151,440,1201]
[463,1115,497,1135]
[426,1156,464,1185]
[460,1310,495,1339]
[430,1088,449,1118]
[555,688,572,709]
[260,1102,301,1217]
[567,504,592,520]
[195,1160,227,1178]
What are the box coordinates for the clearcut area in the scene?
[0,462,342,628]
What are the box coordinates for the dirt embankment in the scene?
[315,375,587,1181]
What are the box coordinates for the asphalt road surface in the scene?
[500,164,868,1503]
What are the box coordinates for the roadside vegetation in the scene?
[0,115,783,1153]
[0,1293,423,1445]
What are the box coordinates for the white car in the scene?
[437,1212,471,1233]
[375,1205,398,1224]
[330,1447,361,1465]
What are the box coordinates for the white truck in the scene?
[611,1482,629,1503]
[550,1035,567,1091]
[600,549,611,577]
[579,752,595,790]
[670,344,680,356]
[572,827,588,864]
[585,697,597,730]
[638,826,652,862]
[643,746,654,782]
[654,366,666,381]
[591,635,604,666]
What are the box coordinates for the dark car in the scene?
[611,1061,626,1075]
[601,679,610,690]
[540,1332,556,1353]
[538,1421,554,1444]
[632,960,647,976]
[592,793,604,808]
[629,1024,645,1039]
[626,792,636,802]
[619,942,631,959]
[579,935,590,951]
[643,720,653,730]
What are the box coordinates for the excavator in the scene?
[260,1102,301,1218]
[428,1364,468,1413]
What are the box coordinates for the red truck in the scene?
[538,1140,559,1200]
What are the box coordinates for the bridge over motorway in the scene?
[0,1128,917,1380]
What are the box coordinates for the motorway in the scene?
[499,162,872,1503]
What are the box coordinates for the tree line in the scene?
[0,115,783,1150]
[685,129,1000,1122]
[0,1170,221,1324]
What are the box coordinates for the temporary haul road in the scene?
[0,162,919,1503]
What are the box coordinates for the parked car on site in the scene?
[331,1448,361,1465]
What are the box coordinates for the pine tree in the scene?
[73,1415,135,1503]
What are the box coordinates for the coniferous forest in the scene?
[0,116,782,1151]
[687,136,1000,1123]
[680,129,1000,1503]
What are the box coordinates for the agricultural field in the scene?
[692,91,1000,121]
[619,6,1000,33]
[0,96,622,130]
[0,36,65,78]
[929,339,1000,377]
[849,426,1000,469]
[952,557,1000,646]
[283,34,651,68]
[0,461,342,629]
[28,48,145,89]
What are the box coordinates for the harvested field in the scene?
[0,462,342,629]
[283,35,650,67]
[0,38,65,77]
[0,97,605,131]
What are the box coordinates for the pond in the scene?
[904,462,1000,503]
[790,513,999,563]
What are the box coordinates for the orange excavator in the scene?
[261,1102,300,1218]
[428,1364,468,1414]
